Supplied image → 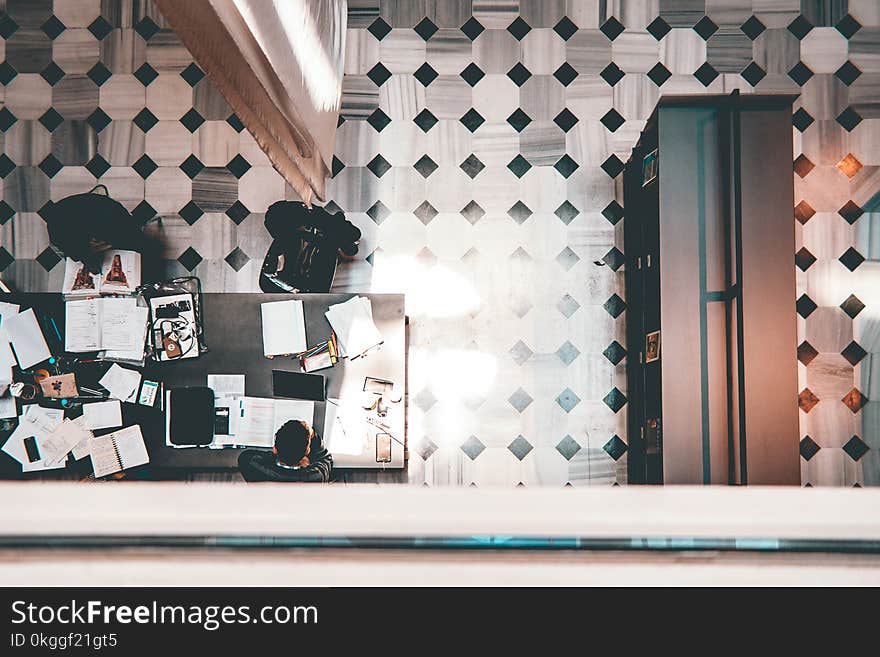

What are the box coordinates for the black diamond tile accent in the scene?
[600,62,624,86]
[460,435,485,460]
[88,16,112,40]
[694,16,718,40]
[38,154,63,178]
[134,16,160,41]
[86,107,111,133]
[461,16,484,41]
[795,246,816,271]
[224,246,250,272]
[368,17,391,41]
[180,62,205,87]
[602,200,624,225]
[35,246,61,272]
[226,113,245,132]
[837,107,862,132]
[835,61,861,86]
[554,154,578,178]
[694,61,719,86]
[0,247,12,272]
[0,14,19,39]
[507,16,531,40]
[507,154,531,178]
[85,154,111,178]
[41,15,66,40]
[413,200,438,225]
[414,108,438,132]
[132,154,158,179]
[179,154,205,179]
[460,153,485,179]
[792,107,814,132]
[603,388,627,413]
[797,341,818,366]
[604,293,625,318]
[179,108,205,133]
[838,294,863,323]
[796,293,817,318]
[793,153,814,177]
[843,435,869,461]
[507,201,532,225]
[508,435,533,461]
[366,200,391,224]
[460,107,485,132]
[367,62,391,86]
[600,16,625,41]
[507,62,532,86]
[40,61,65,86]
[553,107,578,132]
[414,61,438,87]
[177,246,203,271]
[414,17,438,41]
[556,435,581,461]
[0,154,15,179]
[839,247,865,271]
[647,62,672,86]
[788,61,813,85]
[646,16,671,40]
[133,107,158,133]
[506,108,531,132]
[461,200,485,224]
[838,200,863,225]
[741,61,766,86]
[367,107,391,132]
[226,153,251,178]
[603,340,626,365]
[603,246,625,270]
[841,341,867,366]
[554,16,578,41]
[178,201,204,225]
[795,200,816,224]
[554,61,577,86]
[132,200,157,225]
[800,436,820,461]
[367,154,391,178]
[37,202,55,222]
[555,200,578,225]
[788,15,814,39]
[460,62,485,87]
[225,200,250,225]
[0,61,18,85]
[0,107,17,132]
[600,108,625,132]
[134,62,158,86]
[836,13,861,39]
[86,61,111,86]
[0,201,13,225]
[601,154,625,178]
[741,15,765,40]
[414,154,438,178]
[603,434,627,460]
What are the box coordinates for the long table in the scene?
[0,293,406,476]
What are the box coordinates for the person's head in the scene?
[273,420,314,467]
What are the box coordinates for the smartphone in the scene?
[376,433,392,463]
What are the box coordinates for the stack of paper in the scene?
[1,405,66,472]
[324,296,383,358]
[260,299,307,357]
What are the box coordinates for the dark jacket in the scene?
[238,434,333,483]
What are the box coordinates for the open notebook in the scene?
[89,425,150,478]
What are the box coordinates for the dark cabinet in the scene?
[623,93,801,486]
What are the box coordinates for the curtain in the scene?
[154,0,346,204]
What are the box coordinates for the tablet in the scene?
[272,370,326,402]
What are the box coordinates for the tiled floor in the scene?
[2,0,879,486]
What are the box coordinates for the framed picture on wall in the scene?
[645,330,660,363]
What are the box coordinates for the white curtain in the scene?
[155,0,346,203]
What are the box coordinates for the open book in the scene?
[64,297,149,354]
[212,396,314,448]
[62,250,141,298]
[89,425,150,478]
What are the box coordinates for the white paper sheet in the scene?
[1,405,66,471]
[100,298,140,352]
[0,394,17,419]
[98,364,141,402]
[260,299,307,357]
[64,298,102,352]
[102,306,148,361]
[40,417,93,466]
[3,308,51,369]
[83,400,123,430]
[323,398,366,456]
[0,301,19,320]
[325,296,382,358]
[207,374,246,397]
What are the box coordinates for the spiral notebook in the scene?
[89,425,150,478]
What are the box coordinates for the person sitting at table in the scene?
[238,419,333,483]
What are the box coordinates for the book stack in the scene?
[297,332,339,373]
